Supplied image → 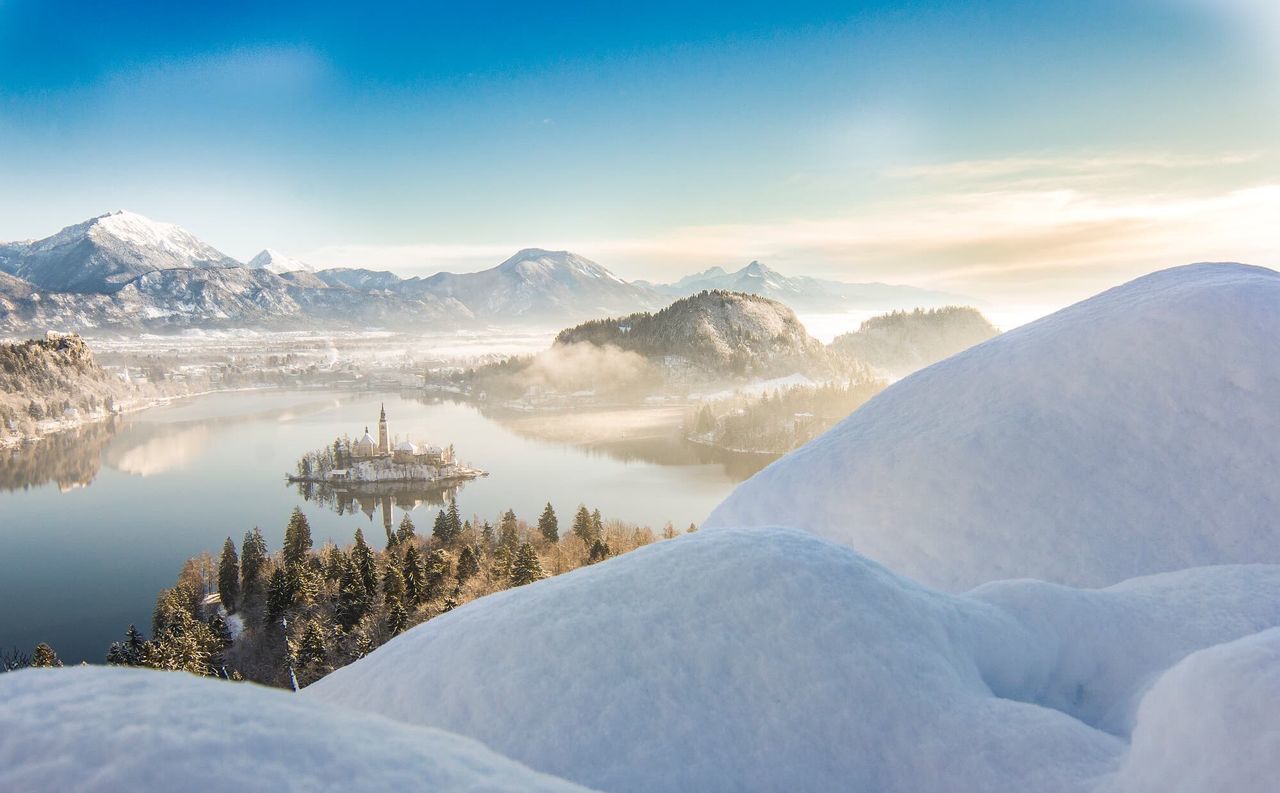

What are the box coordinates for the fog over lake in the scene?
[0,390,773,662]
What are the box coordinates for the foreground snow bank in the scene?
[306,527,1280,793]
[0,667,588,793]
[1101,628,1280,793]
[707,263,1280,589]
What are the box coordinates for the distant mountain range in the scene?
[642,260,968,311]
[0,211,968,334]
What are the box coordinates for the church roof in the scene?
[358,431,376,445]
[395,440,416,452]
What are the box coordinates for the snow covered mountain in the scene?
[247,248,315,275]
[0,210,240,294]
[411,248,665,323]
[708,262,1280,590]
[650,260,970,311]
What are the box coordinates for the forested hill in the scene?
[554,290,831,377]
[830,306,998,377]
[0,333,137,438]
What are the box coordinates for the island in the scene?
[288,403,486,487]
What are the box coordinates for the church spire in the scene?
[377,403,390,455]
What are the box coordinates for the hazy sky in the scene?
[1,0,1277,309]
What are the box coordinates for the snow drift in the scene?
[0,667,588,792]
[707,263,1280,590]
[306,527,1280,793]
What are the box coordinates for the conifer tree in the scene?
[424,549,451,600]
[382,563,406,606]
[294,619,328,679]
[396,514,416,545]
[335,557,371,630]
[591,508,604,538]
[492,544,514,583]
[385,598,409,636]
[538,503,559,543]
[499,509,519,549]
[402,544,426,604]
[353,633,374,660]
[266,567,293,623]
[456,545,480,582]
[480,520,495,548]
[106,624,148,666]
[432,509,450,544]
[283,508,313,568]
[321,543,345,581]
[572,505,596,544]
[446,499,462,543]
[208,613,234,650]
[351,528,378,594]
[217,537,240,613]
[30,642,62,668]
[240,527,268,602]
[510,542,546,586]
[589,538,612,564]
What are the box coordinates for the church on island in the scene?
[294,403,483,486]
[350,404,454,467]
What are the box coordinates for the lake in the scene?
[0,389,775,663]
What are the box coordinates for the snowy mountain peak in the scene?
[497,248,625,283]
[248,248,315,274]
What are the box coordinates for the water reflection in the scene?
[295,479,464,542]
[0,419,118,492]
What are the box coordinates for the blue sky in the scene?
[0,0,1276,306]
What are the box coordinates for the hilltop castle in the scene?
[350,404,453,466]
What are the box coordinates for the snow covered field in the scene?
[3,263,1279,792]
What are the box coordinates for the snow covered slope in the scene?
[706,263,1280,589]
[306,527,1280,793]
[0,667,589,792]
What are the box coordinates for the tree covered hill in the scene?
[0,333,143,437]
[555,290,832,378]
[830,306,999,377]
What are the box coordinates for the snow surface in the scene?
[248,247,315,274]
[0,667,589,793]
[306,527,1280,793]
[706,263,1280,590]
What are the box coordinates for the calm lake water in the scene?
[0,389,773,663]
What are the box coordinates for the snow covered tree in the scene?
[351,528,378,594]
[456,545,480,582]
[240,527,268,601]
[106,624,148,666]
[382,563,406,606]
[395,514,416,545]
[424,549,451,601]
[589,538,612,564]
[208,613,234,650]
[480,520,495,548]
[510,542,545,586]
[385,598,409,636]
[30,642,62,668]
[572,505,596,544]
[282,508,313,568]
[294,619,328,681]
[266,567,293,623]
[499,509,519,549]
[538,503,559,543]
[336,557,371,630]
[432,509,450,544]
[217,537,240,613]
[491,544,514,584]
[402,544,426,604]
[591,508,604,539]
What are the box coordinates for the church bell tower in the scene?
[378,403,390,455]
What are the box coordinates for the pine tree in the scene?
[572,505,596,544]
[402,544,426,604]
[491,544,514,583]
[351,528,378,594]
[591,508,604,538]
[589,537,612,563]
[217,537,240,613]
[353,633,375,660]
[480,520,495,548]
[456,545,480,582]
[105,624,148,666]
[294,619,328,679]
[266,567,293,623]
[240,527,268,602]
[382,563,406,606]
[510,542,546,586]
[396,514,416,545]
[537,502,559,543]
[283,508,313,568]
[30,642,62,668]
[208,613,234,650]
[499,509,519,549]
[385,598,409,636]
[424,549,451,601]
[446,500,463,543]
[321,543,345,581]
[335,557,371,630]
[432,509,450,544]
